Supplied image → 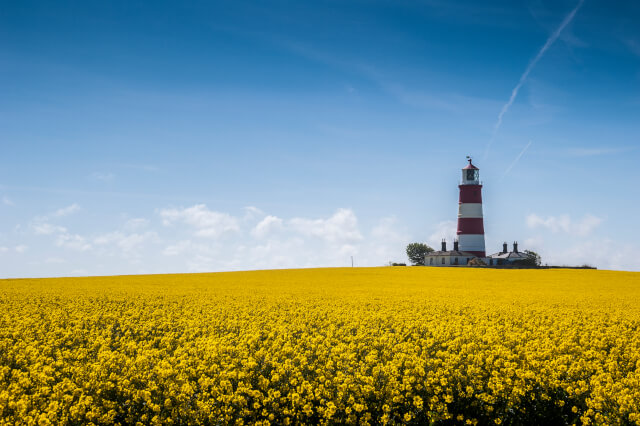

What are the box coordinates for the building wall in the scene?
[488,255,528,265]
[426,256,474,266]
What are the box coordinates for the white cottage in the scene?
[425,240,478,267]
[487,242,528,265]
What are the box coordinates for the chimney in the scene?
[441,239,447,252]
[453,240,459,251]
[513,241,518,253]
[502,242,508,253]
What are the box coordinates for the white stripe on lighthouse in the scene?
[458,203,484,218]
[458,234,486,252]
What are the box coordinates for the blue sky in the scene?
[1,0,639,277]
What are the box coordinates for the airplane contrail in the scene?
[484,0,585,159]
[502,140,533,179]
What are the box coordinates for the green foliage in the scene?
[405,243,434,266]
[513,250,542,267]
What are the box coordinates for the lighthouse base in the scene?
[457,234,486,257]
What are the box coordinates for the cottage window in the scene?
[442,258,445,265]
[430,258,433,265]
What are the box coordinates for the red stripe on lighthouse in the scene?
[457,217,484,234]
[458,185,483,203]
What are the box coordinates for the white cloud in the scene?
[251,215,283,238]
[158,208,412,272]
[289,208,362,244]
[94,231,159,257]
[573,215,604,237]
[15,245,28,253]
[2,196,14,206]
[243,206,265,220]
[0,246,8,254]
[11,202,638,276]
[526,213,602,236]
[366,216,410,264]
[30,214,93,251]
[91,172,115,182]
[427,220,457,248]
[523,236,544,251]
[123,218,149,232]
[540,239,639,271]
[26,209,160,265]
[56,233,92,251]
[162,208,366,271]
[162,240,224,270]
[520,215,639,270]
[163,240,196,256]
[32,223,68,235]
[53,203,81,217]
[29,204,82,238]
[527,214,570,233]
[159,204,240,238]
[371,216,403,241]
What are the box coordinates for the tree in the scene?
[406,243,434,266]
[513,250,542,267]
[524,250,542,266]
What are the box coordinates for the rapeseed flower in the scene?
[0,267,638,425]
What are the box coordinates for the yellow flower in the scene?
[413,396,423,409]
[1,267,638,425]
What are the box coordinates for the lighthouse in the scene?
[424,158,533,267]
[457,158,486,257]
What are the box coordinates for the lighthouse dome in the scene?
[461,158,480,184]
[462,159,479,170]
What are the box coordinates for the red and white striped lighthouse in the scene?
[457,158,486,257]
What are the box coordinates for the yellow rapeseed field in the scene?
[1,267,639,425]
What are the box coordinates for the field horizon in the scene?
[1,264,633,282]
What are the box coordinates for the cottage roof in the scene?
[488,251,528,259]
